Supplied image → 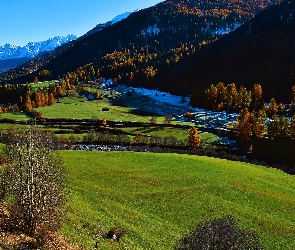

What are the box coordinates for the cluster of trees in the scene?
[172,0,275,18]
[234,107,295,141]
[200,82,295,143]
[0,81,67,114]
[201,82,295,114]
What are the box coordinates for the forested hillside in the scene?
[0,0,275,95]
[161,0,295,103]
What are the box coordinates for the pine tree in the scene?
[279,116,291,138]
[252,109,267,139]
[268,114,280,139]
[234,86,251,111]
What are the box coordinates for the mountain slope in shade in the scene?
[84,11,133,36]
[0,58,30,73]
[163,0,295,103]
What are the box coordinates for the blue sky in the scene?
[0,0,163,46]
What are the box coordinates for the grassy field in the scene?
[28,80,56,90]
[60,151,295,250]
[35,96,154,122]
[0,112,29,121]
[0,95,215,143]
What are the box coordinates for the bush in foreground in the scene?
[175,216,263,250]
[0,127,67,246]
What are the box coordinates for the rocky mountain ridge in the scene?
[0,34,77,60]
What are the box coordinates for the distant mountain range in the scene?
[3,0,291,103]
[0,35,77,72]
[0,11,134,73]
[0,34,77,60]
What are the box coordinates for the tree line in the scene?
[199,81,295,142]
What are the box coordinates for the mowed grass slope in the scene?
[61,151,295,250]
[35,96,153,122]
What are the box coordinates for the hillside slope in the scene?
[0,0,275,88]
[61,151,295,250]
[163,0,295,103]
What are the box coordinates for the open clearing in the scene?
[61,151,295,250]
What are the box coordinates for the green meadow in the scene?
[0,95,216,143]
[35,96,153,122]
[1,86,294,249]
[61,151,295,250]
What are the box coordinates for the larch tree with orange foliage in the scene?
[250,84,264,111]
[188,126,201,149]
[234,107,253,141]
[267,98,278,117]
[23,95,33,113]
[48,93,55,106]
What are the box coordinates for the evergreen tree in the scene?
[268,114,280,139]
[252,109,267,139]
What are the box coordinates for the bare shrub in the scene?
[175,216,263,250]
[0,127,67,245]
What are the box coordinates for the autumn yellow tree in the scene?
[23,94,33,113]
[267,98,278,117]
[224,83,237,111]
[204,84,218,110]
[188,126,201,149]
[234,107,253,141]
[48,93,55,106]
[250,84,264,111]
[34,91,42,108]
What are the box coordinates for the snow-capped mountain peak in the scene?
[0,34,77,60]
[110,11,132,24]
[85,11,134,36]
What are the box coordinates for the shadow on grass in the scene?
[128,108,156,117]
